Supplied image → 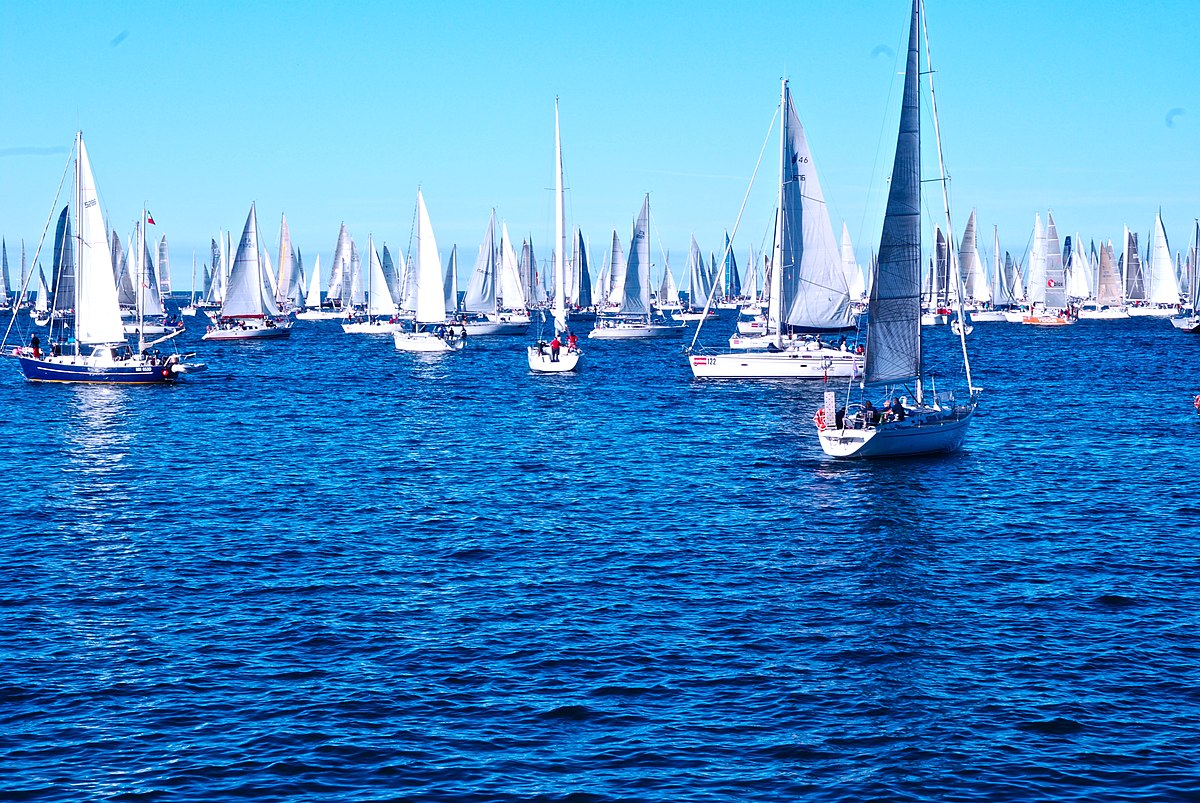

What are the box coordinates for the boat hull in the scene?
[1077,306,1129,320]
[392,332,464,352]
[1171,316,1200,332]
[589,323,685,340]
[1022,314,1073,326]
[202,321,293,340]
[968,310,1008,322]
[1127,305,1179,318]
[461,321,529,335]
[295,310,347,321]
[527,346,581,372]
[690,348,861,379]
[341,320,400,334]
[818,406,975,458]
[17,355,180,384]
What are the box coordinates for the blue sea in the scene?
[2,311,1198,802]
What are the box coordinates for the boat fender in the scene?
[161,368,170,378]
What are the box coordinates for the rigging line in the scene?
[688,102,780,352]
[1,145,72,352]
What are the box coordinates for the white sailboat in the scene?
[1023,211,1073,325]
[1129,213,1182,317]
[1171,221,1200,331]
[393,191,463,352]
[1079,240,1128,319]
[589,195,684,339]
[459,211,529,335]
[689,79,861,379]
[202,203,293,340]
[296,255,338,320]
[816,0,979,458]
[342,235,400,333]
[529,98,582,372]
[8,132,196,382]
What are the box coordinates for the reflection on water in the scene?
[65,385,135,474]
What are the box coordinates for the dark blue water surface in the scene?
[2,312,1199,802]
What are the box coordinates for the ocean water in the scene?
[2,312,1198,802]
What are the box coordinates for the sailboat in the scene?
[1129,213,1182,317]
[9,133,196,382]
[688,79,862,379]
[342,235,400,333]
[459,211,529,335]
[589,195,685,339]
[528,98,582,372]
[393,190,463,352]
[1171,221,1200,331]
[1023,211,1073,325]
[1078,240,1128,318]
[202,203,293,340]
[816,0,979,458]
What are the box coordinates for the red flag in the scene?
[146,211,156,225]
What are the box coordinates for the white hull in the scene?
[296,309,347,321]
[737,319,767,335]
[341,319,400,334]
[124,324,174,335]
[181,306,198,317]
[527,346,582,372]
[589,322,685,339]
[1077,306,1129,320]
[690,347,861,379]
[461,320,529,335]
[920,313,949,326]
[676,310,718,322]
[818,405,975,458]
[202,319,293,340]
[727,333,807,351]
[392,331,464,352]
[1171,315,1200,332]
[1003,310,1027,323]
[1127,305,1180,318]
[968,310,1008,322]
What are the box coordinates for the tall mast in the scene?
[769,79,786,346]
[553,98,566,332]
[920,0,975,395]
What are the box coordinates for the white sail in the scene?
[1097,241,1121,306]
[498,222,525,310]
[157,235,171,297]
[607,229,627,307]
[463,211,497,313]
[221,203,281,318]
[777,81,855,331]
[1043,212,1066,309]
[327,223,350,302]
[275,214,295,306]
[619,196,652,316]
[686,236,712,306]
[840,223,865,300]
[414,191,446,324]
[1149,213,1181,305]
[305,255,322,309]
[365,235,397,317]
[658,261,679,305]
[958,209,989,302]
[991,226,1012,306]
[863,11,921,387]
[74,134,125,345]
[1066,234,1092,299]
[444,245,458,315]
[1026,213,1046,305]
[137,224,165,318]
[35,266,49,313]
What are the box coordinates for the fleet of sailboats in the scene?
[1,9,1193,430]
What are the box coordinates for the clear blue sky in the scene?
[2,1,1196,288]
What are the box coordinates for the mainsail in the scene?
[463,211,498,314]
[777,81,855,331]
[221,203,281,319]
[73,134,125,344]
[1044,212,1066,309]
[620,196,652,316]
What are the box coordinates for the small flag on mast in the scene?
[146,211,156,225]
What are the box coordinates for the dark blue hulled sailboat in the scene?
[14,133,195,384]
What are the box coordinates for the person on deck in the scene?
[892,397,906,421]
[567,332,578,352]
[30,334,40,359]
[550,336,561,362]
